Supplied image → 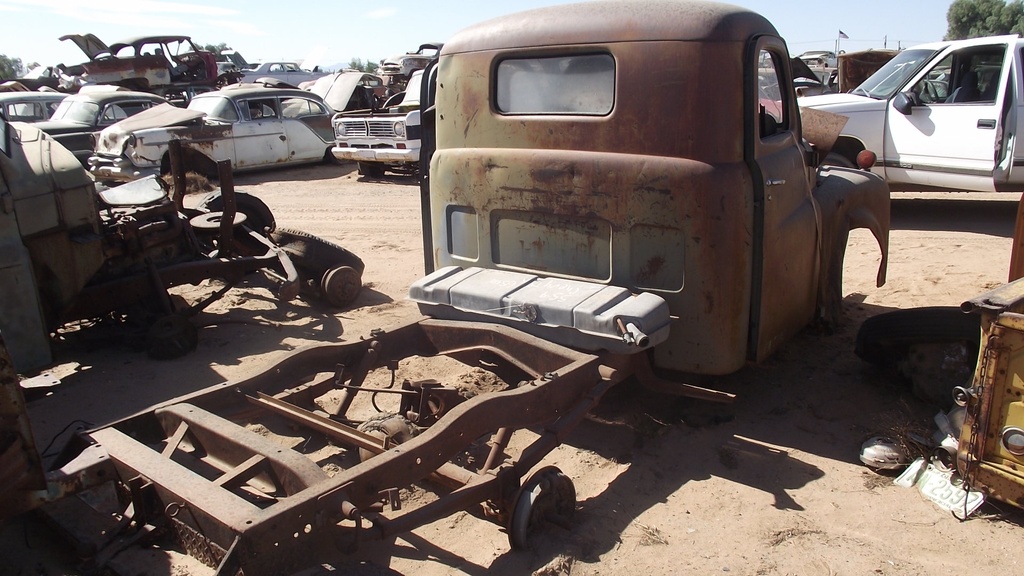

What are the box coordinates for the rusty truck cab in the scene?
[413,0,889,376]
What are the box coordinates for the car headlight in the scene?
[1002,426,1024,456]
[394,121,406,138]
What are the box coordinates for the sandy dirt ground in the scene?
[4,163,1024,575]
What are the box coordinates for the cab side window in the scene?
[245,98,278,120]
[757,49,788,138]
[916,46,1005,105]
[281,97,325,118]
[101,104,128,124]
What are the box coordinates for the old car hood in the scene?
[307,72,377,112]
[59,33,112,60]
[798,92,879,111]
[95,103,205,154]
[107,103,205,133]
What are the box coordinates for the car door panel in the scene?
[233,99,287,167]
[995,43,1024,188]
[751,42,820,362]
[886,40,1014,192]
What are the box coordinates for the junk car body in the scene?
[0,92,67,123]
[1,2,890,574]
[29,87,168,165]
[59,34,221,96]
[331,70,426,177]
[415,0,891,376]
[958,279,1024,509]
[90,85,336,183]
[239,61,329,86]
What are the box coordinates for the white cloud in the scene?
[0,0,238,16]
[366,8,398,19]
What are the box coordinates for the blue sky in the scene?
[0,0,953,70]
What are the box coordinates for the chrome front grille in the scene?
[338,119,398,139]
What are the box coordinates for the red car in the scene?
[59,34,223,99]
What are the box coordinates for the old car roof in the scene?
[108,35,196,51]
[210,85,324,100]
[67,90,168,105]
[0,92,67,102]
[112,34,193,46]
[442,0,777,54]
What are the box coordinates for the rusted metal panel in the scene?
[442,0,779,54]
[958,285,1024,509]
[80,56,171,89]
[432,39,756,374]
[428,5,889,374]
[432,149,753,374]
[837,50,898,93]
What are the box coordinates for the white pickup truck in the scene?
[330,70,424,178]
[799,35,1024,193]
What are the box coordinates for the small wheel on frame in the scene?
[508,466,576,550]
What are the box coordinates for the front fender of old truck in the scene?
[0,122,103,373]
[813,165,890,325]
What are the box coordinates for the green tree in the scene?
[202,43,231,56]
[946,0,1024,39]
[347,58,380,73]
[0,54,24,80]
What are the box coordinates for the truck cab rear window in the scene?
[496,54,614,115]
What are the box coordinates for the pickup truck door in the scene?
[995,43,1024,189]
[233,97,288,168]
[749,41,820,362]
[886,38,1016,192]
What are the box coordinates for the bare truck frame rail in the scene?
[33,319,724,575]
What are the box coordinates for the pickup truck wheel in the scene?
[357,162,386,178]
[822,152,855,168]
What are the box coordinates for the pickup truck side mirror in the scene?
[893,91,922,115]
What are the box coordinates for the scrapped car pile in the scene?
[2,2,1024,575]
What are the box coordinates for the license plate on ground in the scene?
[895,457,985,519]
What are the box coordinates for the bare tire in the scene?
[198,191,276,234]
[855,307,980,366]
[270,228,364,307]
[855,306,981,407]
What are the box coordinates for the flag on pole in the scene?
[839,30,849,39]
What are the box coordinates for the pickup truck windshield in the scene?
[851,49,938,99]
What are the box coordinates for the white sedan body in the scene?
[90,85,335,183]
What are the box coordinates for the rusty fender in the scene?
[813,166,890,325]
